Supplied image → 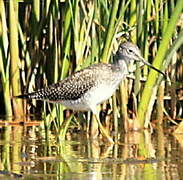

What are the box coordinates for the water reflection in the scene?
[0,122,182,179]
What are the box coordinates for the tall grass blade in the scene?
[102,0,119,63]
[9,1,23,116]
[137,0,183,127]
[0,0,12,116]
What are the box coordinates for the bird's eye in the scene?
[128,49,133,53]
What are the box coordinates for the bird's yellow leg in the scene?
[90,105,114,144]
[93,114,114,144]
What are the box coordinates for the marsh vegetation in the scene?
[0,0,183,179]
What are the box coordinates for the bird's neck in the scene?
[113,54,130,73]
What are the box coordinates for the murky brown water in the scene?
[0,121,183,180]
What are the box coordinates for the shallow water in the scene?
[0,121,183,180]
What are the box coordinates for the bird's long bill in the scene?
[140,58,166,78]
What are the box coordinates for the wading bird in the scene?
[17,42,166,143]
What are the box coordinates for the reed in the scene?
[137,0,183,127]
[0,0,12,117]
[0,0,182,138]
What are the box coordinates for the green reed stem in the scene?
[61,3,72,79]
[137,0,183,127]
[33,0,40,22]
[9,0,23,116]
[0,1,12,116]
[102,0,119,63]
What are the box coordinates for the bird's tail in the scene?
[15,91,43,100]
[15,85,57,101]
[15,94,30,99]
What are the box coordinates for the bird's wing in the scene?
[17,63,115,101]
[49,67,97,101]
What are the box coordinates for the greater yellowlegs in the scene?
[17,42,165,142]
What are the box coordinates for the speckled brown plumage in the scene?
[18,63,123,100]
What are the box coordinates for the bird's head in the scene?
[116,42,166,77]
[116,42,144,63]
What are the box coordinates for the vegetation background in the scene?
[0,0,183,136]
